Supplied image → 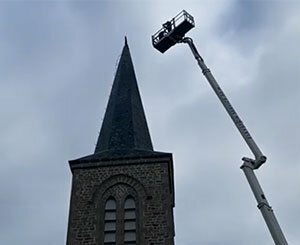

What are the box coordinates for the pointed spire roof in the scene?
[94,39,153,154]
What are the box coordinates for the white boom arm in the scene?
[181,37,288,245]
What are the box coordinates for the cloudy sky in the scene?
[0,1,299,244]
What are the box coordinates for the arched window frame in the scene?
[95,176,145,244]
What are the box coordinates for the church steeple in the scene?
[94,39,153,153]
[67,40,175,245]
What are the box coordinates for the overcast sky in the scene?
[0,1,299,244]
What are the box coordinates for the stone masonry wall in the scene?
[66,158,174,245]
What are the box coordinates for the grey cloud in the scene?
[218,1,273,33]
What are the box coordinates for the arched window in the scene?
[124,196,136,244]
[104,197,117,245]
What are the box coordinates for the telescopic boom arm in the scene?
[151,10,288,245]
[181,37,288,245]
[181,37,266,168]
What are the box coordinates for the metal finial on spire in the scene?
[125,36,128,46]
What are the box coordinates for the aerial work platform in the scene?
[152,10,288,245]
[152,10,195,53]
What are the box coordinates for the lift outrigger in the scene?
[152,10,288,245]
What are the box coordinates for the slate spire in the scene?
[95,40,153,153]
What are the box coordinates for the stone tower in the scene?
[67,39,175,245]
